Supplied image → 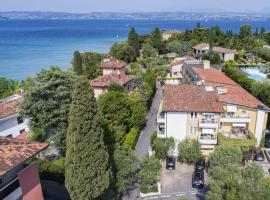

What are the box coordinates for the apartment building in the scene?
[157,85,223,153]
[0,137,48,200]
[0,94,29,138]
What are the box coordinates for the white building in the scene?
[0,94,29,138]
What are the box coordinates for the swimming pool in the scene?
[241,67,267,81]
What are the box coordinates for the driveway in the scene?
[135,82,163,159]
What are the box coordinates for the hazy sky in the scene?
[1,0,270,13]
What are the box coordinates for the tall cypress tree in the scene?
[65,77,110,200]
[128,27,140,57]
[73,51,83,75]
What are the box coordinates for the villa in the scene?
[0,94,29,138]
[0,136,48,200]
[193,43,235,61]
[90,57,136,97]
[157,63,269,154]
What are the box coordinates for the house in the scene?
[157,85,223,154]
[162,30,181,41]
[165,56,197,85]
[0,136,48,200]
[193,43,235,61]
[100,57,129,76]
[91,57,136,98]
[90,74,135,98]
[0,94,29,138]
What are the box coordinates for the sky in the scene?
[1,0,270,13]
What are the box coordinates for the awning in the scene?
[232,123,246,127]
[227,105,237,112]
[202,129,214,134]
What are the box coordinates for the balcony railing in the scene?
[199,119,219,128]
[199,135,217,145]
[220,114,251,123]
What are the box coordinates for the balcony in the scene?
[199,135,217,145]
[199,119,219,129]
[157,113,165,123]
[220,114,251,123]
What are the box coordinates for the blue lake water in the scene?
[1,19,270,80]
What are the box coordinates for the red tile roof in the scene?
[90,74,134,88]
[163,85,223,113]
[213,47,235,54]
[101,58,128,69]
[0,95,23,120]
[192,68,264,109]
[15,131,30,140]
[0,137,48,177]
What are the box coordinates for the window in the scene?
[191,112,197,119]
[17,116,24,124]
[190,126,197,134]
[220,122,223,129]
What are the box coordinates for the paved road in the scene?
[122,83,163,200]
[135,82,163,159]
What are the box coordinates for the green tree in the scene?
[129,91,147,128]
[141,43,158,58]
[124,127,140,150]
[139,156,161,194]
[239,25,253,39]
[0,77,18,99]
[196,21,201,28]
[128,27,140,57]
[251,82,270,107]
[65,77,110,200]
[110,43,136,63]
[72,51,83,75]
[210,53,222,64]
[152,137,175,159]
[149,27,165,54]
[81,52,103,80]
[178,139,201,163]
[107,83,125,93]
[210,145,242,168]
[20,67,75,148]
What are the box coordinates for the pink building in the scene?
[0,137,48,200]
[100,57,128,75]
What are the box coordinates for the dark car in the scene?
[254,151,265,161]
[192,171,204,188]
[195,159,206,171]
[166,156,176,170]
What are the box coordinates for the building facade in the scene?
[0,95,29,138]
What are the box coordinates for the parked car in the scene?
[195,159,205,171]
[166,156,176,170]
[192,171,204,188]
[254,151,265,161]
[264,149,270,162]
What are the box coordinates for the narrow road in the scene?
[135,82,163,159]
[122,82,163,200]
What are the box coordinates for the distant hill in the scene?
[0,11,269,20]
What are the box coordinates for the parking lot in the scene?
[160,161,207,199]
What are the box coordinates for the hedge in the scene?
[124,127,140,150]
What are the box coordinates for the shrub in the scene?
[178,139,201,164]
[218,133,257,148]
[107,83,125,93]
[152,137,175,160]
[124,127,140,150]
[35,157,65,184]
[139,156,161,194]
[150,131,157,145]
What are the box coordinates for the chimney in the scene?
[203,60,210,70]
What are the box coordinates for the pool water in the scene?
[241,67,267,81]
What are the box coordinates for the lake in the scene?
[1,19,270,80]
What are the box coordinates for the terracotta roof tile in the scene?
[163,85,223,113]
[171,56,196,66]
[0,95,23,120]
[192,68,265,109]
[193,43,209,50]
[213,47,235,54]
[0,137,48,177]
[101,58,128,69]
[90,74,134,87]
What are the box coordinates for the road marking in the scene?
[144,197,158,200]
[160,195,172,198]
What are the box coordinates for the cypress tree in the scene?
[128,27,140,57]
[65,77,110,200]
[73,51,83,75]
